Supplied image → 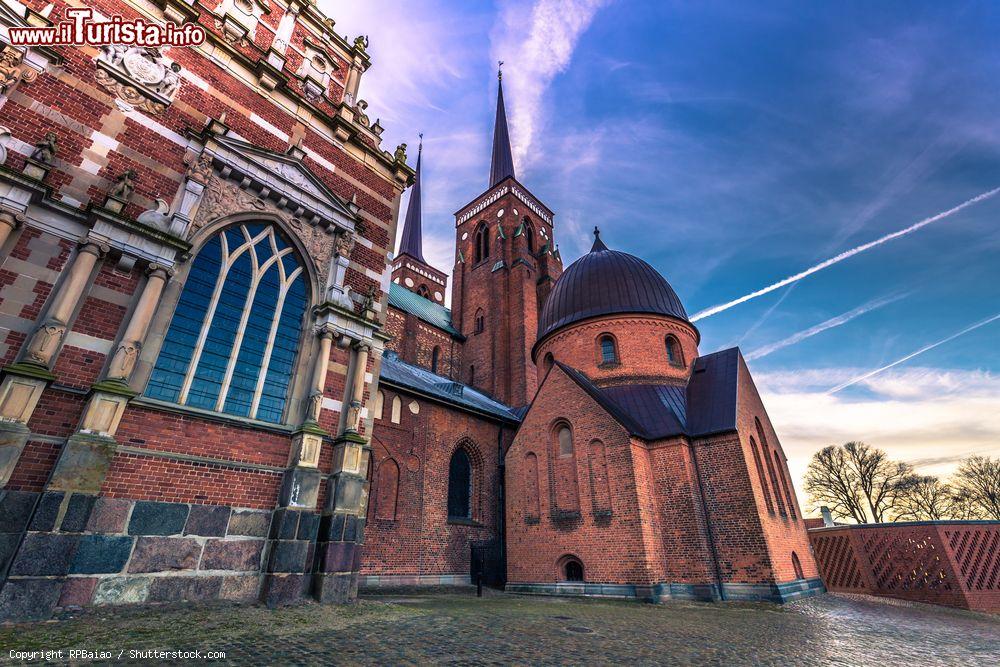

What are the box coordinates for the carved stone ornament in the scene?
[29,132,57,165]
[26,322,65,366]
[95,46,181,114]
[186,152,214,186]
[0,45,38,97]
[335,230,355,258]
[354,100,370,128]
[192,175,337,272]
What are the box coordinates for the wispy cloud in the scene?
[491,0,610,173]
[827,313,1000,394]
[690,186,1000,322]
[745,292,906,361]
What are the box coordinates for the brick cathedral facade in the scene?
[0,0,820,620]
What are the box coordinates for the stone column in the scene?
[24,241,105,369]
[0,241,106,485]
[314,340,371,604]
[0,209,21,249]
[262,329,338,606]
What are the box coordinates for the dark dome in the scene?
[536,230,690,344]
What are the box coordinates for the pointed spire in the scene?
[591,226,608,252]
[489,61,515,187]
[398,135,425,262]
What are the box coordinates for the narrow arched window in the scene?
[474,223,489,263]
[775,450,798,521]
[792,551,804,580]
[374,390,385,420]
[146,223,307,423]
[665,335,683,367]
[468,364,475,384]
[391,395,402,424]
[523,219,535,253]
[431,346,441,373]
[749,436,774,514]
[757,418,788,517]
[524,452,540,520]
[598,334,618,365]
[542,352,554,377]
[557,425,573,457]
[416,284,430,298]
[375,458,400,520]
[474,308,485,334]
[448,448,472,519]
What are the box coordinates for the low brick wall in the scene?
[808,521,1000,613]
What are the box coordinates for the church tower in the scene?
[452,68,563,406]
[391,139,449,304]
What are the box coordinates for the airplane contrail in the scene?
[690,186,1000,322]
[745,293,906,361]
[827,313,1000,394]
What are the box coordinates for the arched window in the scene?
[474,223,489,263]
[448,448,472,519]
[791,551,804,580]
[416,284,430,298]
[561,557,584,582]
[665,335,683,367]
[775,450,798,521]
[374,458,400,520]
[749,436,774,514]
[390,395,402,424]
[468,364,475,384]
[431,346,441,373]
[374,390,385,420]
[523,219,535,253]
[757,418,787,518]
[588,439,612,514]
[557,425,573,457]
[474,308,485,334]
[598,334,618,365]
[146,223,307,423]
[542,352,554,377]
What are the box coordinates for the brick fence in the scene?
[808,521,1000,613]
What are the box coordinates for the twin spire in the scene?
[398,64,517,262]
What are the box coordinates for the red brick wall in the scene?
[361,385,508,577]
[383,307,460,380]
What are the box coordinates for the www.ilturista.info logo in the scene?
[7,8,206,47]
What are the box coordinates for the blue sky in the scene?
[329,0,1000,502]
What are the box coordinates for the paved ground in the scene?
[0,589,997,665]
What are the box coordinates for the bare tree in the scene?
[951,456,1000,520]
[805,442,912,523]
[805,445,869,523]
[893,475,954,521]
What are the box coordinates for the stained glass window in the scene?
[146,224,307,423]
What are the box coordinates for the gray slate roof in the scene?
[379,351,519,422]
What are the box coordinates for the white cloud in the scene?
[754,366,1000,512]
[490,0,611,173]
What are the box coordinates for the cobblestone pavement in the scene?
[0,589,997,665]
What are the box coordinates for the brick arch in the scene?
[548,419,580,515]
[373,457,400,520]
[556,553,585,582]
[449,437,485,521]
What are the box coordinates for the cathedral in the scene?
[0,0,820,621]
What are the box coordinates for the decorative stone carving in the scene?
[335,230,355,258]
[193,175,337,275]
[393,143,407,164]
[25,323,64,366]
[0,45,37,97]
[95,46,181,114]
[353,35,369,52]
[354,100,370,127]
[29,131,57,164]
[136,198,171,229]
[0,126,10,165]
[186,153,214,185]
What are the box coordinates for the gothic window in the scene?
[557,425,574,457]
[474,308,485,334]
[146,223,307,424]
[665,335,683,367]
[775,450,798,521]
[792,551,804,580]
[374,390,385,420]
[431,346,441,373]
[749,436,775,514]
[523,219,535,253]
[758,419,788,518]
[391,395,402,424]
[598,334,618,365]
[416,284,430,298]
[448,448,473,519]
[474,223,489,263]
[374,458,400,520]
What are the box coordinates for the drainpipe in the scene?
[688,440,726,601]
